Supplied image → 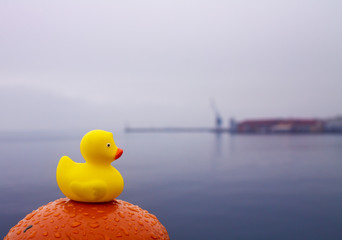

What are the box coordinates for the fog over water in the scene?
[1,0,342,132]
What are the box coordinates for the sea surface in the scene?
[0,132,342,239]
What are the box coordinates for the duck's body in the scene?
[56,130,124,202]
[57,156,124,202]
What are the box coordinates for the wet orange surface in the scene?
[4,198,169,240]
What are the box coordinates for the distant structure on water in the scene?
[231,116,342,134]
[125,101,342,134]
[125,116,342,134]
[210,99,223,130]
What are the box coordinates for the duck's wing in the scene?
[70,180,107,202]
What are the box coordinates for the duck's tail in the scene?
[57,156,75,169]
[56,156,76,190]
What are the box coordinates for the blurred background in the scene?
[1,1,342,239]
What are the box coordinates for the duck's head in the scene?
[80,130,123,164]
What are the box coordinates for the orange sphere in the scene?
[5,198,169,240]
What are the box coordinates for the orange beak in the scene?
[114,148,123,160]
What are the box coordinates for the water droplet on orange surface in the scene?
[114,218,120,222]
[54,232,61,238]
[43,232,48,236]
[71,221,81,228]
[128,206,138,212]
[150,234,158,239]
[120,227,129,236]
[44,211,54,217]
[97,210,105,213]
[89,222,99,228]
[27,230,37,239]
[16,230,21,235]
[118,212,125,218]
[56,200,66,205]
[25,211,37,220]
[70,213,76,218]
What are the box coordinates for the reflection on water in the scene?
[0,132,342,239]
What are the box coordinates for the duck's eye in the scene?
[106,143,111,148]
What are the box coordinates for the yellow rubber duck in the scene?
[56,130,124,202]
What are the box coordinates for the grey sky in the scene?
[0,0,341,131]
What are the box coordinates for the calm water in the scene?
[0,132,342,239]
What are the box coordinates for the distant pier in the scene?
[125,116,342,134]
[125,127,230,133]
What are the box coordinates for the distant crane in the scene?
[210,99,222,129]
